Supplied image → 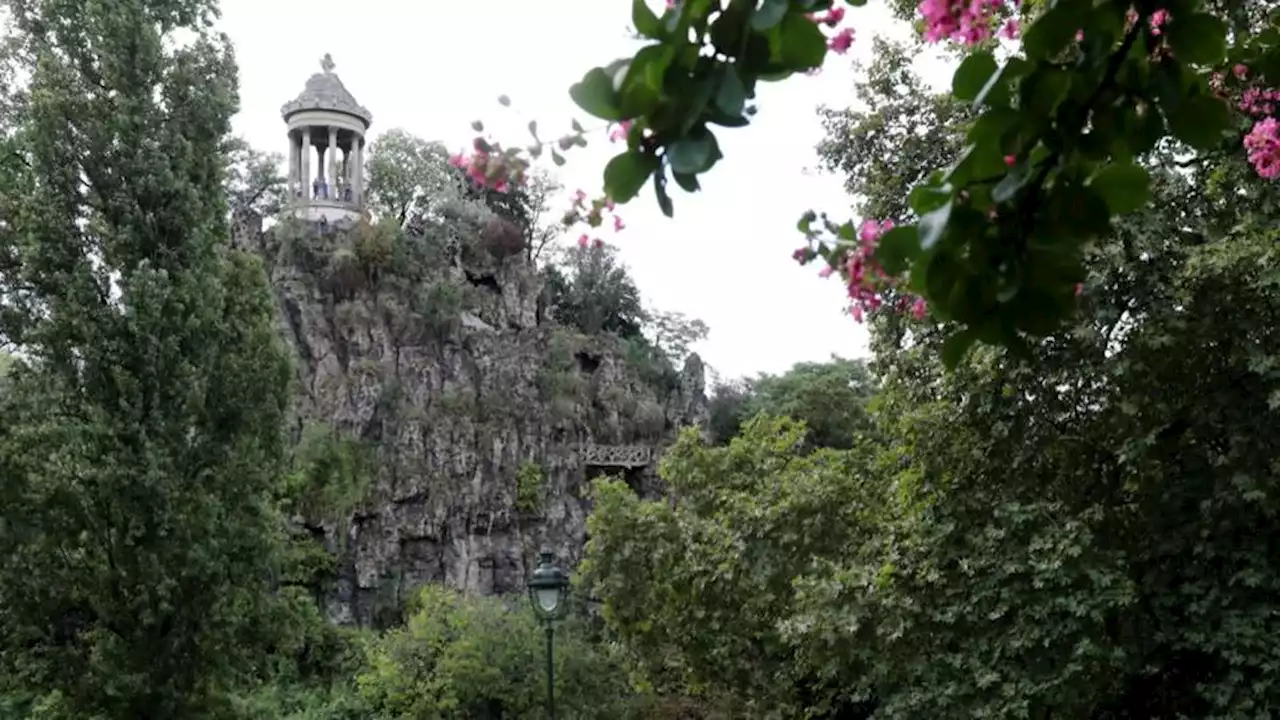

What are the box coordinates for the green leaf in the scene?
[874,226,921,276]
[1023,67,1070,118]
[1009,286,1065,336]
[569,68,626,122]
[952,51,998,103]
[706,108,752,128]
[1165,13,1228,65]
[992,164,1029,204]
[604,150,661,202]
[918,203,952,251]
[751,0,788,30]
[714,65,747,117]
[1167,94,1232,150]
[909,185,953,215]
[1041,183,1111,240]
[618,45,671,118]
[797,210,817,234]
[777,12,827,70]
[972,57,1028,109]
[1021,0,1089,61]
[941,328,977,370]
[968,107,1019,148]
[1090,162,1151,215]
[632,0,665,39]
[571,119,585,133]
[654,173,674,217]
[667,127,721,174]
[551,150,566,166]
[673,172,700,193]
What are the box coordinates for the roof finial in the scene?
[320,53,335,73]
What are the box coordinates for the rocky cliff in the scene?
[233,209,707,626]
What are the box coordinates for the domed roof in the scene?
[280,53,372,127]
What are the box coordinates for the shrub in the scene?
[357,586,635,719]
[515,461,547,515]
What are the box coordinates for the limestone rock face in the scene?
[243,216,706,626]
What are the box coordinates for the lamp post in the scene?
[528,548,570,720]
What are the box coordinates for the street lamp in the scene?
[528,548,570,719]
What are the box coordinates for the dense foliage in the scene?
[581,28,1280,719]
[0,0,294,715]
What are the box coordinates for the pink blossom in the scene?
[1240,88,1280,116]
[1149,9,1169,34]
[828,27,855,54]
[1234,64,1249,80]
[613,215,625,232]
[578,234,590,249]
[911,297,928,319]
[1245,117,1280,180]
[1076,29,1084,41]
[1004,154,1016,166]
[918,0,1010,45]
[998,18,1019,40]
[608,120,633,143]
[815,217,924,324]
[573,189,588,205]
[593,239,605,250]
[792,247,809,262]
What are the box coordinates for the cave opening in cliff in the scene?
[463,270,501,294]
[574,351,601,373]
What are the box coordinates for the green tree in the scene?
[706,357,876,448]
[750,357,875,449]
[364,129,456,226]
[542,243,646,338]
[0,0,293,714]
[582,418,882,717]
[225,136,287,218]
[705,373,755,445]
[643,308,709,365]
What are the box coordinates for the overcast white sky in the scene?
[217,0,953,381]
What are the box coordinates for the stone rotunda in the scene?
[282,53,372,222]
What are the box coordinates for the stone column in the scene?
[300,127,311,198]
[328,127,338,193]
[354,135,364,205]
[288,132,300,197]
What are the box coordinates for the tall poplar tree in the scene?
[0,0,292,715]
